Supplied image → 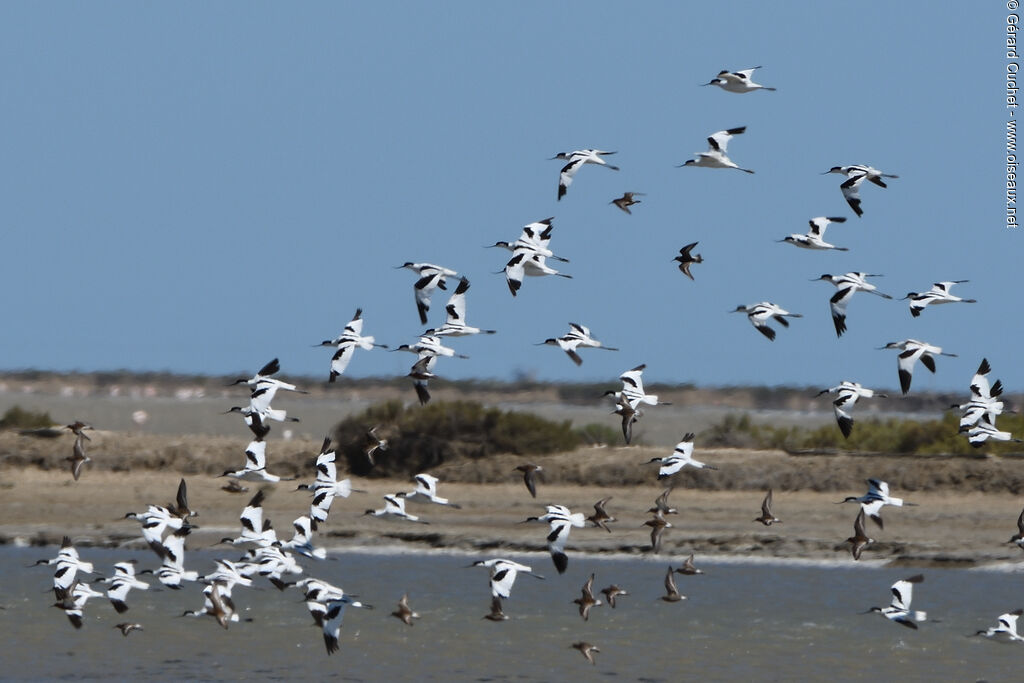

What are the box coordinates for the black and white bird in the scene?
[53,580,104,629]
[866,574,927,629]
[401,472,461,508]
[673,242,703,280]
[36,536,95,597]
[322,596,371,655]
[552,149,619,201]
[296,438,359,530]
[426,277,496,337]
[98,560,150,613]
[703,66,776,93]
[537,322,618,366]
[646,433,718,479]
[469,558,544,599]
[219,489,279,547]
[317,308,387,382]
[397,262,459,325]
[220,439,294,483]
[607,364,670,410]
[824,165,898,217]
[611,192,644,214]
[778,217,848,251]
[229,358,305,395]
[902,280,977,317]
[678,127,754,173]
[282,515,327,559]
[966,421,1023,448]
[955,358,1009,432]
[364,494,428,523]
[145,527,199,589]
[731,303,802,341]
[814,273,892,336]
[838,478,914,529]
[503,251,572,297]
[488,217,568,263]
[816,382,887,438]
[523,504,586,574]
[879,339,956,394]
[973,609,1024,642]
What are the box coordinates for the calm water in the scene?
[3,545,1022,681]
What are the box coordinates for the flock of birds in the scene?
[28,64,1024,666]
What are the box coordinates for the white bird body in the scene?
[470,558,544,599]
[840,478,912,528]
[553,150,619,201]
[426,277,496,337]
[540,322,618,366]
[612,364,667,409]
[526,504,586,574]
[647,433,717,479]
[815,272,892,336]
[975,610,1024,642]
[299,439,358,530]
[150,527,199,589]
[365,494,428,523]
[220,490,279,547]
[704,66,776,93]
[817,381,887,438]
[221,439,293,483]
[732,302,802,341]
[100,561,150,613]
[282,515,327,559]
[869,574,927,629]
[825,166,897,217]
[403,473,461,508]
[780,217,847,251]
[880,339,956,394]
[679,127,754,173]
[903,280,977,317]
[319,308,386,381]
[399,262,459,325]
[322,596,371,655]
[504,251,571,297]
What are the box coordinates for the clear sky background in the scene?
[0,3,1014,394]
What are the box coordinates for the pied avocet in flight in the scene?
[879,339,956,394]
[397,262,459,325]
[537,322,619,366]
[678,127,754,173]
[814,273,892,337]
[703,66,776,93]
[823,166,897,217]
[902,280,977,317]
[523,504,586,574]
[503,251,572,297]
[426,277,497,337]
[838,478,914,529]
[401,472,461,508]
[816,382,887,438]
[552,149,619,201]
[973,609,1024,643]
[646,433,717,479]
[954,358,1009,432]
[731,302,802,341]
[468,558,544,599]
[364,494,429,523]
[778,217,848,251]
[219,489,278,547]
[220,439,294,483]
[316,308,387,382]
[487,217,568,262]
[866,574,927,629]
[606,364,670,410]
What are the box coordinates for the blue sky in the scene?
[0,3,1014,394]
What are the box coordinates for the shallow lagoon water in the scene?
[3,545,1023,681]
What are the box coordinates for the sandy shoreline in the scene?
[4,466,1024,568]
